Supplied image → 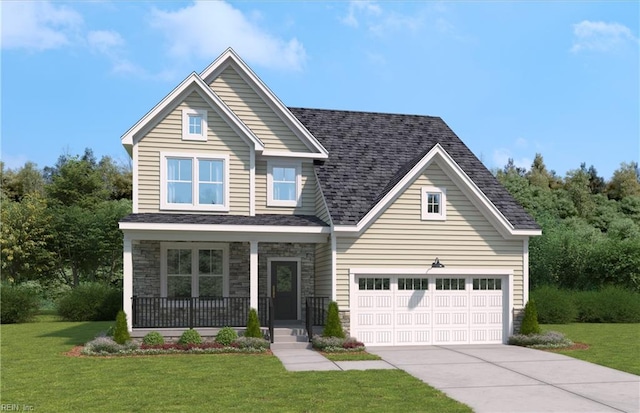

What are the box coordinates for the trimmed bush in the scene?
[56,282,122,321]
[142,331,165,346]
[323,301,345,338]
[113,310,131,344]
[83,336,137,355]
[531,286,577,324]
[519,299,541,335]
[0,282,40,324]
[311,335,365,352]
[509,331,573,349]
[574,286,640,323]
[234,336,270,350]
[215,327,238,346]
[244,308,262,338]
[178,328,203,345]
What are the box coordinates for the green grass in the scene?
[541,323,640,375]
[1,318,471,412]
[322,352,381,361]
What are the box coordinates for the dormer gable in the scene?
[201,48,328,160]
[120,72,264,154]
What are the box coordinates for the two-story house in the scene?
[119,48,540,346]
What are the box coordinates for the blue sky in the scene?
[2,1,638,180]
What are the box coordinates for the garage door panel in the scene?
[353,275,507,346]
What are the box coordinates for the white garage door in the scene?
[352,275,506,346]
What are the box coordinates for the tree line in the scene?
[496,155,640,292]
[2,148,638,293]
[1,149,132,288]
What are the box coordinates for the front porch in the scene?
[130,296,330,342]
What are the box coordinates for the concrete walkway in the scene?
[271,347,396,372]
[368,344,640,413]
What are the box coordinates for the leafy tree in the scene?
[607,161,640,200]
[0,194,55,283]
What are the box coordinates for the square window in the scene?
[421,187,446,220]
[162,243,228,298]
[182,109,207,141]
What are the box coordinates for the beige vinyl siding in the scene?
[314,242,332,298]
[254,160,316,215]
[335,160,525,310]
[137,91,250,214]
[210,66,312,153]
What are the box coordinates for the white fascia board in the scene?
[334,144,537,239]
[119,221,330,234]
[200,48,329,158]
[349,268,514,276]
[259,151,328,160]
[120,72,264,151]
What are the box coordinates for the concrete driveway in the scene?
[368,345,640,413]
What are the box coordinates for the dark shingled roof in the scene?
[120,213,329,227]
[289,107,539,230]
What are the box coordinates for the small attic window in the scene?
[182,109,207,141]
[421,186,446,221]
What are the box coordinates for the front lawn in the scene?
[1,318,471,412]
[541,323,640,375]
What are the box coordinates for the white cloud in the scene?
[86,30,145,76]
[1,1,83,50]
[571,20,639,53]
[341,1,424,36]
[493,148,531,171]
[149,1,306,71]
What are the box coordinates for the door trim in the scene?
[267,257,302,320]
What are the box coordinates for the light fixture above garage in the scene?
[431,258,445,268]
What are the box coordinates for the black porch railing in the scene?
[132,297,273,337]
[305,297,330,342]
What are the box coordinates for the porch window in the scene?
[267,161,301,207]
[161,243,228,298]
[161,152,229,211]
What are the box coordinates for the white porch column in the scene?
[123,233,133,331]
[250,240,258,310]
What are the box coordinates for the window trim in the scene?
[421,186,447,221]
[160,242,229,298]
[181,108,208,141]
[267,160,302,207]
[160,152,230,211]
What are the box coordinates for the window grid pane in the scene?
[358,277,390,290]
[189,115,202,135]
[167,158,193,204]
[427,193,440,214]
[273,166,297,201]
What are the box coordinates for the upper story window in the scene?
[161,152,229,211]
[267,161,301,207]
[421,186,447,221]
[182,109,207,141]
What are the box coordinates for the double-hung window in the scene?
[267,161,301,207]
[161,152,229,211]
[162,243,228,298]
[182,109,207,141]
[421,186,447,220]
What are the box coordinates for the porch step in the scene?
[271,327,310,349]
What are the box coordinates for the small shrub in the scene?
[142,331,165,346]
[0,282,40,324]
[323,301,345,338]
[178,328,203,345]
[113,310,131,344]
[574,286,640,323]
[312,335,365,352]
[234,336,270,350]
[531,286,577,324]
[215,327,238,346]
[83,336,137,354]
[244,308,262,338]
[57,282,122,321]
[519,299,541,335]
[509,331,573,349]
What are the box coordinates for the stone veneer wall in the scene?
[133,240,161,297]
[229,242,250,297]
